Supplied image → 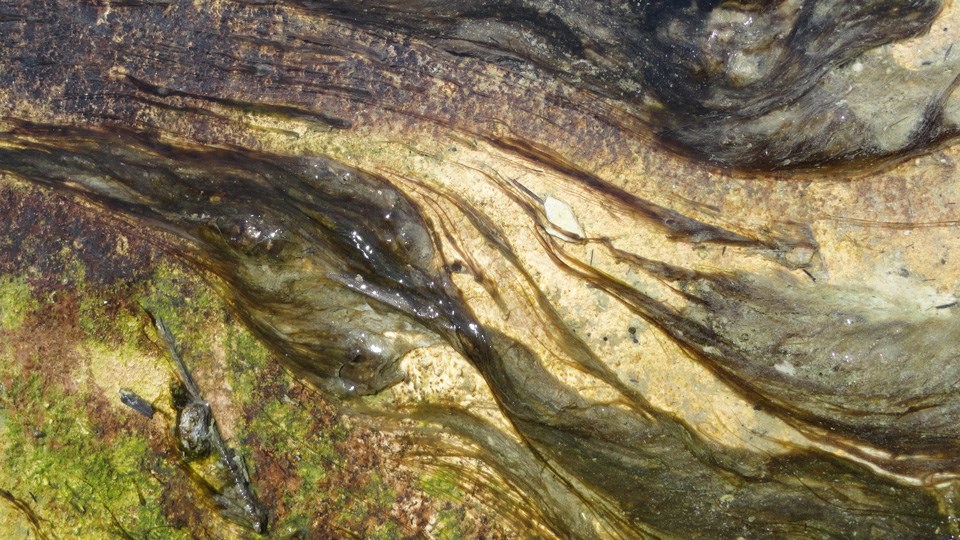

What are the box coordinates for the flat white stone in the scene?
[774,361,796,376]
[544,196,584,239]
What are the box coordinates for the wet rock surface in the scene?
[2,1,960,538]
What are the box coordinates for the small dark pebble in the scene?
[119,388,155,419]
[177,402,213,459]
[32,429,46,439]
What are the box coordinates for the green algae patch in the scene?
[77,288,145,345]
[0,373,188,540]
[432,507,469,540]
[0,255,236,537]
[222,324,272,402]
[420,469,464,501]
[250,398,344,462]
[138,263,225,367]
[0,275,36,332]
[419,470,470,539]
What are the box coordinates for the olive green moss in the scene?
[420,469,464,500]
[433,508,469,540]
[223,325,271,402]
[0,275,36,332]
[421,471,469,540]
[248,397,407,538]
[0,372,189,539]
[137,263,224,360]
[0,249,482,538]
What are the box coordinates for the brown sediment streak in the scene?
[489,137,756,244]
[539,229,960,475]
[390,172,665,420]
[486,136,822,268]
[0,489,48,540]
[122,74,356,130]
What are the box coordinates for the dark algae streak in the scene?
[2,0,960,538]
[316,0,954,169]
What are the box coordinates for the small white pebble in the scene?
[774,361,796,376]
[544,196,585,239]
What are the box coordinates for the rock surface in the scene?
[2,1,960,538]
